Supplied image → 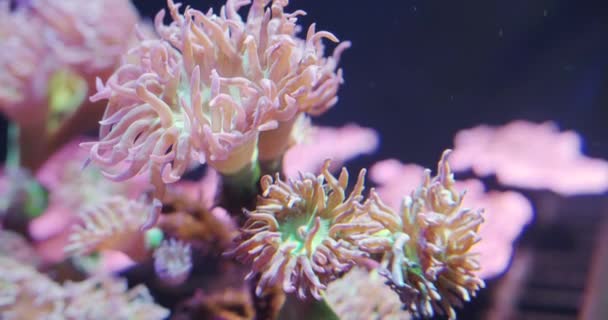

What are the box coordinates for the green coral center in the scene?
[47,69,87,131]
[280,206,330,256]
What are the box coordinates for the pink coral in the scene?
[283,123,379,178]
[457,180,532,278]
[0,2,52,125]
[0,230,42,267]
[65,196,158,261]
[29,138,147,243]
[450,120,608,195]
[369,159,426,209]
[26,0,139,74]
[0,0,139,126]
[84,0,349,199]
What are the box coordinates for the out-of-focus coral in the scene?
[72,251,136,276]
[325,267,412,320]
[154,238,193,286]
[26,0,139,76]
[168,166,221,209]
[0,229,41,267]
[229,160,371,300]
[84,0,349,200]
[0,169,6,215]
[0,256,65,319]
[0,0,141,172]
[0,167,48,220]
[17,139,150,269]
[30,138,147,242]
[361,151,485,320]
[450,120,608,195]
[61,276,169,319]
[369,159,427,209]
[159,179,238,250]
[173,287,255,320]
[65,196,158,261]
[370,158,533,279]
[458,180,533,278]
[0,0,138,122]
[0,256,169,319]
[283,123,379,178]
[163,166,238,237]
[0,1,55,126]
[39,138,148,202]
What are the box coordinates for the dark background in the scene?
[2,0,608,169]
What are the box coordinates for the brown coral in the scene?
[173,287,255,320]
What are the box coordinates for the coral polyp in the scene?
[154,238,193,286]
[65,196,158,261]
[361,151,485,319]
[84,0,349,200]
[229,160,371,299]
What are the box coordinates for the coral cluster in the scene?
[0,0,492,319]
[229,160,371,299]
[229,153,485,319]
[0,256,169,320]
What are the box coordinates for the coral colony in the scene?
[2,0,515,319]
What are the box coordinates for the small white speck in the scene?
[543,9,548,17]
[498,28,503,38]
